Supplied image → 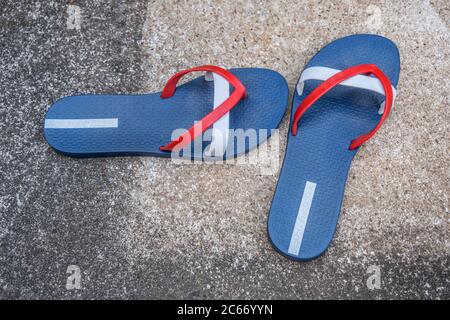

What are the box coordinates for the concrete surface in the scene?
[0,0,448,299]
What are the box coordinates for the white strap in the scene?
[203,70,230,157]
[296,66,396,114]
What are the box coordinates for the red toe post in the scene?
[291,64,394,150]
[159,65,246,152]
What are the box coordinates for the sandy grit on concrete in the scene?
[0,0,448,299]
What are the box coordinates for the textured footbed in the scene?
[268,34,400,261]
[44,68,289,160]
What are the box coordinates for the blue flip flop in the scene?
[268,34,400,260]
[44,65,288,160]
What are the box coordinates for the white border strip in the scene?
[288,181,317,256]
[45,118,118,129]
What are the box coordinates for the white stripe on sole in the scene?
[288,181,317,256]
[45,118,118,129]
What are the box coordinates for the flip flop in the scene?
[44,65,288,160]
[268,34,400,260]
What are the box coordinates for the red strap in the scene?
[291,64,394,150]
[159,65,246,152]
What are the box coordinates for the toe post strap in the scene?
[159,65,247,153]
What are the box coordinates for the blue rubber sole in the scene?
[268,34,400,260]
[44,68,289,160]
